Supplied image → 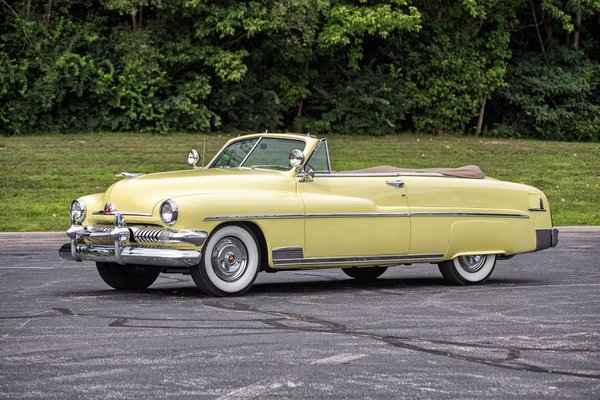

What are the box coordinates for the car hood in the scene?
[101,168,292,215]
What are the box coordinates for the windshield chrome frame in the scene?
[208,135,310,171]
[208,136,261,169]
[303,139,331,173]
[239,137,263,167]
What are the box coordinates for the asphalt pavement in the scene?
[1,231,599,399]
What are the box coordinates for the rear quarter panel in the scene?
[403,176,551,259]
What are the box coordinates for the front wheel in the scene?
[96,262,159,290]
[438,254,497,285]
[342,266,387,281]
[191,224,260,296]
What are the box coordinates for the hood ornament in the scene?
[117,172,145,179]
[103,202,116,215]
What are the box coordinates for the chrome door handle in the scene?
[386,179,404,189]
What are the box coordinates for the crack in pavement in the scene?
[2,303,599,381]
[200,299,600,380]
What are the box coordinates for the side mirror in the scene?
[288,149,305,167]
[187,149,200,168]
[300,168,315,183]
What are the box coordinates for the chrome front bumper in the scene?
[59,213,207,267]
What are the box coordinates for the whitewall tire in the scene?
[438,254,497,285]
[191,224,260,296]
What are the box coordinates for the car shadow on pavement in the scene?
[61,276,543,299]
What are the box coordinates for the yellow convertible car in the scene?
[59,133,558,296]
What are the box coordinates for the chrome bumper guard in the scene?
[59,213,207,267]
[535,228,559,252]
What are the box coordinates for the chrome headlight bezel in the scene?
[288,149,305,167]
[160,199,178,225]
[70,199,86,225]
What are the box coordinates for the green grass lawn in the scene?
[1,132,598,231]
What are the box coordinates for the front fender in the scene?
[170,193,305,266]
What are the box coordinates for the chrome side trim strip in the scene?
[204,214,304,221]
[93,210,153,217]
[204,212,410,221]
[411,212,529,219]
[315,172,401,178]
[528,208,546,212]
[308,172,449,178]
[274,253,444,266]
[392,172,445,177]
[204,211,525,221]
[306,213,410,219]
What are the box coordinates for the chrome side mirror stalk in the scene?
[300,169,315,183]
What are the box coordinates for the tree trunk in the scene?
[573,12,582,50]
[544,11,553,43]
[475,97,487,136]
[530,2,545,54]
[296,100,304,118]
[139,4,143,30]
[296,60,309,118]
[131,12,138,31]
[44,0,52,28]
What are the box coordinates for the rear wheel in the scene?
[191,224,260,296]
[342,266,387,281]
[96,262,159,290]
[438,254,496,285]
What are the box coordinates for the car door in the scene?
[298,172,410,259]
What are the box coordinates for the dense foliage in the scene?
[1,0,599,140]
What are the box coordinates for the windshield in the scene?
[211,137,306,171]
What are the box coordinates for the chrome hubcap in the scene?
[457,255,487,273]
[211,237,248,282]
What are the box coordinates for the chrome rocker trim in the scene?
[273,253,444,267]
[61,213,206,267]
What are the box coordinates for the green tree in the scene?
[490,0,600,140]
[393,0,518,135]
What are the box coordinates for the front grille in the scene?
[133,228,167,245]
[74,223,206,248]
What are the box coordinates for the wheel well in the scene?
[215,221,270,271]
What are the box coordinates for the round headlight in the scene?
[160,200,178,225]
[70,199,86,224]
